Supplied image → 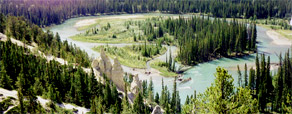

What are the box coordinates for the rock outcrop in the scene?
[112,58,125,91]
[91,58,100,70]
[130,74,142,94]
[99,48,112,79]
[151,105,162,114]
[92,48,125,91]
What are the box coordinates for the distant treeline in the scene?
[0,0,291,26]
[0,14,91,67]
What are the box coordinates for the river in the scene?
[49,13,291,103]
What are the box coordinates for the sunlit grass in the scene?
[92,45,167,69]
[71,16,153,43]
[150,59,177,77]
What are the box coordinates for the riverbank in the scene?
[92,45,167,69]
[266,30,292,45]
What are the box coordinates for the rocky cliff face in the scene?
[99,48,112,79]
[130,74,142,94]
[92,48,125,91]
[112,58,125,91]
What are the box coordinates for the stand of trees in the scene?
[0,40,122,113]
[235,53,292,112]
[0,15,90,67]
[1,38,292,113]
[161,17,256,65]
[140,16,257,65]
[0,0,291,26]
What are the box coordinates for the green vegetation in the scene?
[1,15,91,67]
[71,16,177,44]
[256,18,292,39]
[93,44,166,69]
[0,97,15,113]
[183,67,258,113]
[46,101,74,114]
[1,38,292,113]
[71,17,150,43]
[1,0,291,26]
[153,17,257,65]
[150,60,177,77]
[0,40,122,113]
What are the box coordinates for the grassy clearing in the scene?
[92,44,167,69]
[150,59,177,77]
[277,29,292,39]
[71,16,154,43]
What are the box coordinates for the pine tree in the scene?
[17,66,25,114]
[104,80,112,108]
[176,92,181,113]
[0,63,13,90]
[90,96,98,113]
[275,54,283,111]
[155,92,160,104]
[248,67,255,91]
[133,91,144,113]
[171,76,177,113]
[237,65,242,87]
[255,53,260,93]
[148,77,154,102]
[195,67,258,113]
[244,63,248,87]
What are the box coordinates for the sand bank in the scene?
[266,30,292,45]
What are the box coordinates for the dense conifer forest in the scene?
[0,14,91,67]
[0,0,291,26]
[0,40,123,113]
[141,16,257,65]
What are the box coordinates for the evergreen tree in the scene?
[255,53,260,93]
[133,91,144,113]
[0,63,13,90]
[244,63,248,87]
[155,92,159,104]
[171,76,177,113]
[275,54,283,112]
[237,65,242,87]
[195,67,258,113]
[248,67,256,91]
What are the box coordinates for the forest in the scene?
[0,14,91,67]
[0,40,124,113]
[0,0,291,26]
[141,16,257,65]
[2,37,291,113]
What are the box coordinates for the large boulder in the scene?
[151,105,162,114]
[99,48,112,79]
[111,58,125,91]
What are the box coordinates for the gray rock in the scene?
[112,58,125,91]
[151,105,162,114]
[99,48,112,79]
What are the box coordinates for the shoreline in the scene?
[266,30,292,45]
